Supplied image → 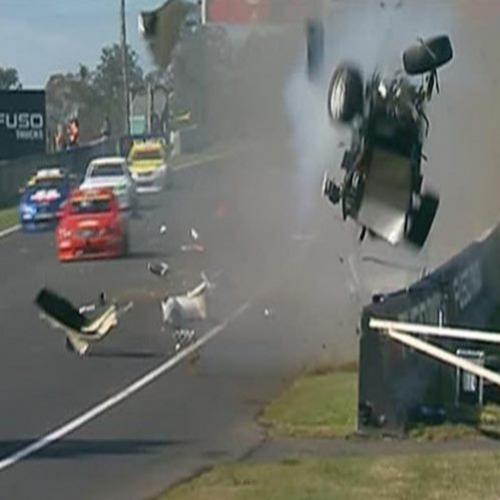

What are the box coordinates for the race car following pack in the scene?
[56,188,128,262]
[322,35,453,248]
[80,157,137,211]
[127,140,169,193]
[19,168,72,231]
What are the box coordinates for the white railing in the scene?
[369,318,500,388]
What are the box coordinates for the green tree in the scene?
[93,44,144,132]
[45,44,145,142]
[0,66,22,90]
[45,67,97,143]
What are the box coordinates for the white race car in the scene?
[80,157,137,211]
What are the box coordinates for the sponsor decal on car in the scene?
[30,189,61,203]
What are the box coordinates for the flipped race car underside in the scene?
[322,34,452,249]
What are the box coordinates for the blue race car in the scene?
[19,168,72,231]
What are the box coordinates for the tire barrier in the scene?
[358,225,500,435]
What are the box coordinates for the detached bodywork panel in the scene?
[36,288,118,355]
[357,148,412,245]
[161,279,208,327]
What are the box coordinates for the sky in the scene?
[0,0,170,88]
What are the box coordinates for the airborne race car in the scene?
[322,35,453,248]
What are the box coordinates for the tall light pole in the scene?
[120,0,130,135]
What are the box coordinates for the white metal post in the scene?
[201,0,207,25]
[369,318,500,344]
[385,329,500,388]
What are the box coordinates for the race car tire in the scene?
[327,64,364,124]
[403,35,453,75]
[407,192,439,248]
[341,170,364,220]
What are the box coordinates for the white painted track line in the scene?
[171,151,228,172]
[0,224,20,239]
[0,302,250,473]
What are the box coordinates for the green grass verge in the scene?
[0,207,18,232]
[409,404,500,441]
[259,366,357,438]
[258,362,500,441]
[161,364,500,499]
[162,452,500,500]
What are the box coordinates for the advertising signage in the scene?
[0,90,46,160]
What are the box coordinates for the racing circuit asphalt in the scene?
[2,1,500,498]
[0,144,357,499]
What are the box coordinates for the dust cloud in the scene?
[188,0,500,363]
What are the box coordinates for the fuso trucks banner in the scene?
[0,90,46,160]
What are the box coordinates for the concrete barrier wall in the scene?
[0,138,117,208]
[358,224,500,435]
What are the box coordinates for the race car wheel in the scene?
[327,63,364,124]
[342,170,364,220]
[403,35,453,75]
[407,192,439,248]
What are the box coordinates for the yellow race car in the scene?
[127,140,169,193]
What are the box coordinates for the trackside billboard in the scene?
[0,90,46,160]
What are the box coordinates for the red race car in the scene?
[56,188,128,262]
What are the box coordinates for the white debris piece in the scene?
[180,244,205,253]
[78,303,96,314]
[264,308,272,318]
[160,225,167,235]
[161,277,209,326]
[200,272,215,291]
[119,301,134,315]
[190,228,199,241]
